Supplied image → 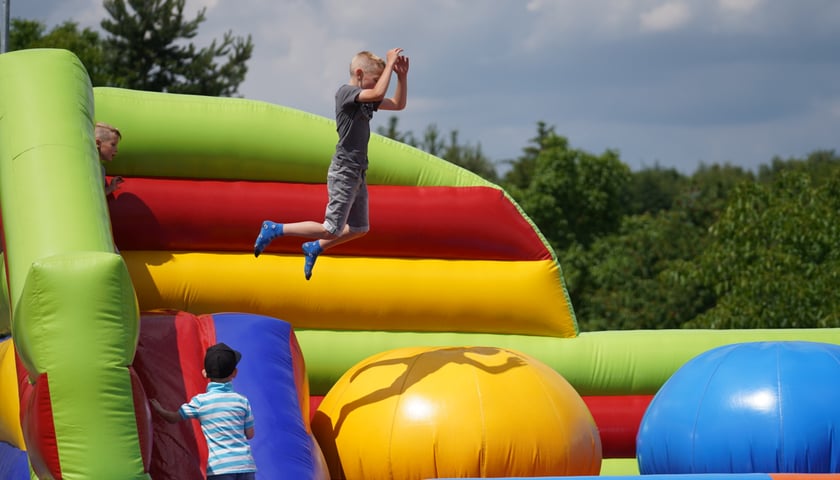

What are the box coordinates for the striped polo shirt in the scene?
[180,381,256,475]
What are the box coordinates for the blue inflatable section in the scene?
[638,341,840,474]
[213,312,323,480]
[0,442,28,479]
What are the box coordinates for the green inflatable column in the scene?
[0,49,149,479]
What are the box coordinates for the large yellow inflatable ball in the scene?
[312,346,602,480]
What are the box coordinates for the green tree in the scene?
[681,163,755,228]
[626,165,687,216]
[507,127,631,319]
[377,117,499,182]
[687,169,840,328]
[440,130,498,182]
[575,210,711,331]
[9,19,46,49]
[514,129,631,251]
[758,149,840,185]
[414,123,445,157]
[9,19,108,85]
[576,162,760,331]
[101,0,253,96]
[501,121,553,192]
[377,116,413,144]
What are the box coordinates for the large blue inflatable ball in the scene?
[637,341,840,474]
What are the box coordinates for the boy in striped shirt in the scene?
[151,343,256,479]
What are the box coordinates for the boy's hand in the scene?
[111,176,124,191]
[385,48,404,66]
[150,398,183,424]
[394,55,409,77]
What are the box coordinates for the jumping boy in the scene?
[253,48,409,280]
[150,343,256,479]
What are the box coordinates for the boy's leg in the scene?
[322,163,361,239]
[254,220,284,257]
[342,174,369,239]
[303,164,363,280]
[302,240,323,281]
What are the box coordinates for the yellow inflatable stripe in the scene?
[123,252,576,338]
[0,339,25,449]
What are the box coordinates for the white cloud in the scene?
[718,0,763,15]
[640,2,692,32]
[710,0,770,33]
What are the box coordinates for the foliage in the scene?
[501,121,553,192]
[439,131,498,182]
[624,164,686,215]
[512,126,631,251]
[377,116,413,144]
[758,149,840,185]
[568,160,757,330]
[101,0,253,96]
[377,117,498,182]
[680,163,755,226]
[575,211,712,331]
[685,169,840,328]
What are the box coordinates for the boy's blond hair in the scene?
[95,122,122,141]
[349,51,386,75]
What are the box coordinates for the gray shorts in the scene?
[323,161,369,235]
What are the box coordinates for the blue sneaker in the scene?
[254,221,283,257]
[302,240,323,280]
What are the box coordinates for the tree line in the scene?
[12,1,840,331]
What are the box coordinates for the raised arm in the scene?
[381,55,409,111]
[357,47,403,104]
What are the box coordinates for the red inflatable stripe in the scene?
[108,177,551,261]
[583,395,652,458]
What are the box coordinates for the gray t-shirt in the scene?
[334,84,380,168]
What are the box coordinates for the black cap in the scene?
[204,343,242,379]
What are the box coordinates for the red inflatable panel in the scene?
[108,177,551,261]
[134,311,217,479]
[583,395,652,458]
[16,366,60,479]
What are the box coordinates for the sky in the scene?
[8,0,840,174]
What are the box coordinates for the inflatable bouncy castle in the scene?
[3,49,840,479]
